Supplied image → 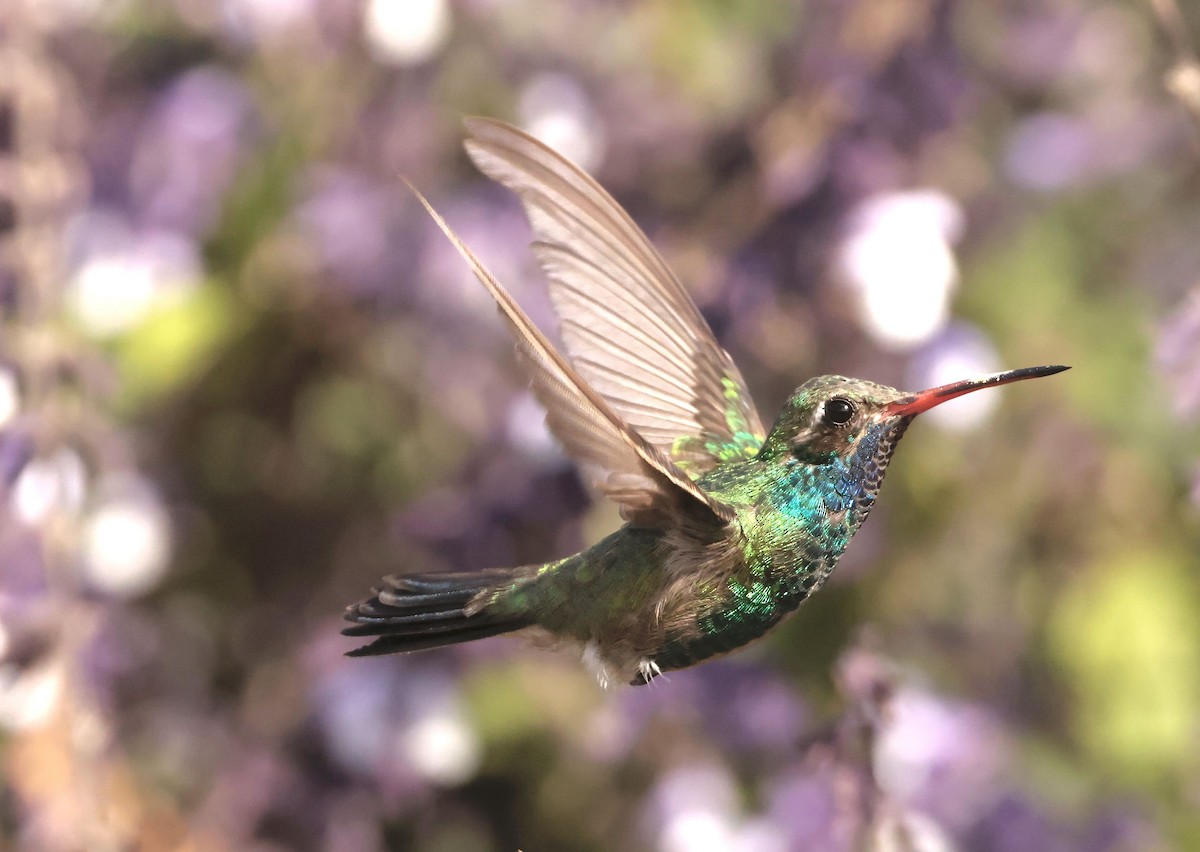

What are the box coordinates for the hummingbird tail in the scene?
[341,570,532,657]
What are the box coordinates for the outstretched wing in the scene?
[464,118,765,477]
[409,185,734,528]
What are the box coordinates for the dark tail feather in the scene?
[342,570,531,657]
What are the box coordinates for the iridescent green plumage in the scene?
[670,376,765,476]
[342,119,1067,686]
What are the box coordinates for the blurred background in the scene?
[2,0,1199,849]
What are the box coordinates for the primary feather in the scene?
[464,118,765,477]
[405,182,733,527]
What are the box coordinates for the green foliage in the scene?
[115,282,242,408]
[1050,547,1200,782]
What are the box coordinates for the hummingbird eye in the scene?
[823,397,855,427]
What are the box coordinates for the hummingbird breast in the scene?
[651,420,909,674]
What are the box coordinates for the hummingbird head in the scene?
[759,365,1069,473]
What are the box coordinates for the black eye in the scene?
[823,397,855,426]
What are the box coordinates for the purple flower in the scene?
[767,761,854,852]
[129,67,256,236]
[968,794,1076,852]
[1158,290,1200,421]
[304,632,480,798]
[874,685,1009,833]
[292,167,415,302]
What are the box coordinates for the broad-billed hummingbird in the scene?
[343,118,1067,686]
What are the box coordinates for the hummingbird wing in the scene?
[409,184,735,527]
[463,118,766,478]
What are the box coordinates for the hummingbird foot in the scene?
[580,641,666,688]
[630,658,664,686]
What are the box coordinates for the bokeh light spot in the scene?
[838,190,963,351]
[82,484,172,598]
[364,0,450,65]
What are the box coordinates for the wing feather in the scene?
[464,118,766,476]
[407,183,734,526]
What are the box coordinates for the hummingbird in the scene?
[343,118,1067,687]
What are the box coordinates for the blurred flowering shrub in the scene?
[0,0,1198,849]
